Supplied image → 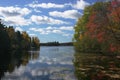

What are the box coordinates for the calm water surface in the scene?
[74,53,120,80]
[1,46,76,80]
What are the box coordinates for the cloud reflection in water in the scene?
[2,46,76,80]
[29,56,73,65]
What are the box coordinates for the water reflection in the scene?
[1,46,76,80]
[74,53,120,80]
[29,51,40,60]
[0,50,39,79]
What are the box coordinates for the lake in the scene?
[1,46,77,80]
[1,46,120,80]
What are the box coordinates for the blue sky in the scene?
[0,0,102,43]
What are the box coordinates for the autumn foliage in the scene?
[73,1,120,53]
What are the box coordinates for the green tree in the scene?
[31,37,40,49]
[0,21,10,52]
[6,26,19,49]
[21,31,31,50]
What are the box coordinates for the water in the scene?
[1,46,120,80]
[1,46,76,80]
[74,53,120,80]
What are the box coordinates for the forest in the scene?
[0,20,40,53]
[73,1,120,54]
[40,42,73,46]
[73,1,120,79]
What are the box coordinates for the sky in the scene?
[0,0,103,43]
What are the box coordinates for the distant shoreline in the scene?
[40,42,73,46]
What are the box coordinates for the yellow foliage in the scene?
[79,34,83,40]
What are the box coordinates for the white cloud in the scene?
[49,10,81,19]
[29,34,37,37]
[59,26,73,31]
[34,9,41,13]
[29,28,49,34]
[0,6,31,17]
[63,33,72,37]
[0,6,31,26]
[28,3,65,8]
[30,15,69,25]
[52,30,63,34]
[15,27,23,32]
[29,26,73,36]
[72,0,90,10]
[46,26,54,30]
[27,0,90,10]
[3,16,31,26]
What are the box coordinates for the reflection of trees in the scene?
[73,53,120,80]
[0,52,11,78]
[49,48,59,52]
[0,50,39,78]
[29,51,40,60]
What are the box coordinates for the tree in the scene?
[0,19,40,51]
[0,21,10,52]
[6,26,19,49]
[73,5,101,52]
[31,37,40,49]
[21,31,31,50]
[73,1,120,53]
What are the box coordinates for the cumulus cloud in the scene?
[28,2,65,8]
[27,0,90,10]
[29,27,49,34]
[30,15,69,25]
[0,6,31,26]
[29,26,73,36]
[3,16,31,26]
[0,6,31,17]
[72,0,90,10]
[49,10,82,19]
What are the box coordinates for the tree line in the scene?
[73,1,120,54]
[40,42,73,46]
[40,41,60,46]
[0,20,40,53]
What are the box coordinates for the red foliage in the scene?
[111,0,118,7]
[109,44,117,52]
[111,0,120,7]
[86,12,106,43]
[109,7,120,23]
[86,12,98,33]
[96,32,105,43]
[84,2,120,53]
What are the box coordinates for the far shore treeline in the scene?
[0,20,40,53]
[40,42,73,46]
